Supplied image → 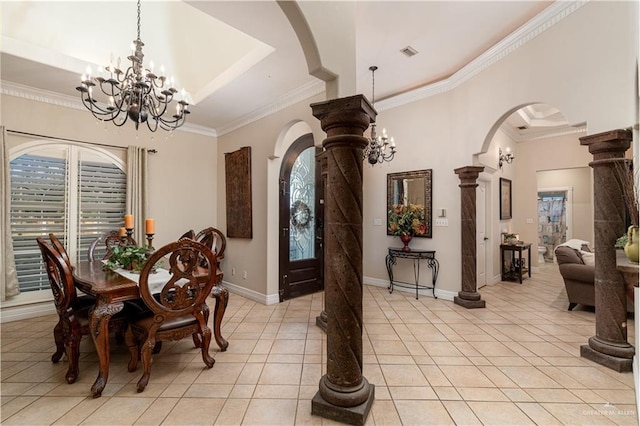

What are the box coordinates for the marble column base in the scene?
[580,344,633,372]
[312,383,375,426]
[454,291,486,309]
[315,311,327,332]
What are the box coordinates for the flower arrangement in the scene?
[103,245,150,273]
[388,203,426,236]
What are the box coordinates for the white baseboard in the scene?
[363,276,457,301]
[221,280,280,305]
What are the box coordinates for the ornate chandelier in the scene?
[76,0,189,132]
[364,66,396,165]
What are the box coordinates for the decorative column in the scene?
[310,95,375,425]
[453,166,486,309]
[580,129,634,372]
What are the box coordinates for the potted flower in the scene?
[388,203,426,250]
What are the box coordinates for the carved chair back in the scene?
[196,227,226,262]
[126,239,217,392]
[88,230,137,261]
[48,233,72,269]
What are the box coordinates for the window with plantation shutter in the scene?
[10,154,67,292]
[9,143,126,295]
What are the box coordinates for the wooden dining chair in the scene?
[37,237,126,384]
[195,227,228,351]
[179,229,195,240]
[125,239,217,392]
[196,227,226,266]
[87,230,136,261]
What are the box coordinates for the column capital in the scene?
[579,129,632,159]
[454,166,485,185]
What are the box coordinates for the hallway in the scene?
[1,263,636,425]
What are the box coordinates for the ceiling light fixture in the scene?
[76,0,189,132]
[364,66,396,165]
[498,147,515,169]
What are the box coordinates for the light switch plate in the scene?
[435,218,448,227]
[373,218,383,226]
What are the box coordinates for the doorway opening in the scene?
[537,187,572,262]
[278,134,324,301]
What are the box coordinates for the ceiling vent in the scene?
[517,125,528,130]
[400,46,418,57]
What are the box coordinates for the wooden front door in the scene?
[278,134,324,301]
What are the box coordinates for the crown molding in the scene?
[216,79,325,137]
[377,0,588,112]
[0,81,217,138]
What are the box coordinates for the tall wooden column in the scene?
[579,129,634,372]
[453,166,486,308]
[310,95,375,425]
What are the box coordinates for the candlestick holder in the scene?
[146,233,155,250]
[126,227,135,246]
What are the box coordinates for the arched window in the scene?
[10,142,126,294]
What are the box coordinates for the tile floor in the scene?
[1,263,637,425]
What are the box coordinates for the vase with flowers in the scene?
[388,203,426,251]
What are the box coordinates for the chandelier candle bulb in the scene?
[124,214,134,229]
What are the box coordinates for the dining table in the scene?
[72,260,228,397]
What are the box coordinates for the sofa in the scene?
[556,245,633,312]
[555,245,595,311]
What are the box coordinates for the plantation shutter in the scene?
[10,154,67,292]
[77,160,127,263]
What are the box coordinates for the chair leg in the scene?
[51,320,65,363]
[211,287,229,351]
[125,326,140,373]
[65,334,82,384]
[568,302,577,311]
[136,337,155,393]
[192,303,210,348]
[200,328,215,368]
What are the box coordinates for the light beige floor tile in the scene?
[3,396,83,425]
[80,396,155,425]
[442,400,482,425]
[515,402,563,425]
[0,396,37,422]
[457,387,509,401]
[380,364,428,386]
[162,397,226,425]
[294,399,323,425]
[388,386,437,400]
[254,384,299,398]
[438,365,495,388]
[467,401,536,425]
[541,402,617,425]
[184,383,233,398]
[394,400,454,425]
[195,362,243,384]
[419,365,451,387]
[375,354,414,364]
[502,388,535,402]
[160,383,190,398]
[133,397,179,425]
[433,386,462,401]
[498,366,563,388]
[525,388,582,403]
[370,399,402,425]
[258,363,302,385]
[592,389,638,405]
[243,398,297,425]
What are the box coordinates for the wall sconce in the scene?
[498,147,514,169]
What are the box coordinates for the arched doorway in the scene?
[278,134,324,301]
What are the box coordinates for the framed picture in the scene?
[499,178,512,220]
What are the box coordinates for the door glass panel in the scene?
[289,147,315,261]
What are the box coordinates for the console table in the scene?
[500,243,531,283]
[385,247,439,299]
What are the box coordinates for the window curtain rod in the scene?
[6,130,158,153]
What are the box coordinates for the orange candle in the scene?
[145,218,155,234]
[124,214,134,229]
[119,227,127,237]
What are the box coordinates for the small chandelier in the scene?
[76,0,189,132]
[364,66,396,165]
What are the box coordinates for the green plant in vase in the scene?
[104,245,149,273]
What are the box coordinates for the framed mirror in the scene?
[387,169,433,238]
